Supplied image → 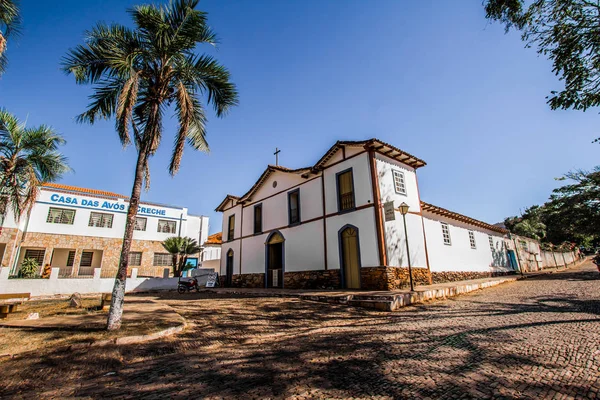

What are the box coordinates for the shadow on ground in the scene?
[0,263,598,399]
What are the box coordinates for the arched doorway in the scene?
[265,231,284,288]
[339,225,361,289]
[225,249,234,287]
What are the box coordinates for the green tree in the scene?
[63,0,238,330]
[0,0,21,75]
[0,109,70,222]
[162,236,202,277]
[485,0,600,142]
[504,167,600,247]
[504,205,547,241]
[544,167,600,244]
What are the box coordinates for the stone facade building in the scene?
[0,183,209,278]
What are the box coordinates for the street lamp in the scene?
[398,202,414,292]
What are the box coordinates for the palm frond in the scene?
[176,53,238,116]
[0,110,70,219]
[116,71,140,147]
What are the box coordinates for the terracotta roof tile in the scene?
[421,201,508,234]
[204,232,222,245]
[42,183,125,198]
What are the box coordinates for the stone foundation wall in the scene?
[431,270,516,284]
[284,270,341,289]
[227,273,265,288]
[223,270,341,289]
[360,266,431,290]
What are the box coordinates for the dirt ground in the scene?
[0,296,180,355]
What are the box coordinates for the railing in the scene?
[58,267,74,278]
[339,192,355,211]
[77,267,95,277]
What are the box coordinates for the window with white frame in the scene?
[88,212,114,228]
[46,207,75,224]
[441,223,451,245]
[134,217,147,231]
[392,170,407,195]
[153,253,171,266]
[488,235,494,251]
[468,230,476,249]
[129,252,142,266]
[157,219,176,234]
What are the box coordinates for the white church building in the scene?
[215,138,515,290]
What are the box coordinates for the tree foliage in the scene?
[485,0,600,141]
[0,109,70,220]
[162,236,202,277]
[504,167,600,247]
[0,0,21,75]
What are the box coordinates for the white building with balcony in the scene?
[0,183,209,278]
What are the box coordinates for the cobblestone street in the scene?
[1,261,599,399]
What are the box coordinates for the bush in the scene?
[20,258,40,278]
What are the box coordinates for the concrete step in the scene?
[347,299,394,311]
[299,294,352,304]
[299,275,522,312]
[351,295,396,301]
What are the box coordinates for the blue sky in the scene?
[0,0,598,234]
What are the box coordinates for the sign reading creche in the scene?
[49,193,167,216]
[383,201,396,221]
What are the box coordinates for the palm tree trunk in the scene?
[172,254,180,278]
[106,147,148,331]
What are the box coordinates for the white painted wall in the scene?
[239,173,323,237]
[375,154,421,211]
[384,212,428,268]
[423,213,510,273]
[323,153,373,215]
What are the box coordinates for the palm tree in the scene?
[0,0,21,75]
[62,0,238,330]
[0,109,70,223]
[162,236,201,277]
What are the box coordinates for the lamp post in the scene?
[398,202,414,292]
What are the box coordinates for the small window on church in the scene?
[441,223,451,245]
[227,214,235,241]
[392,170,406,195]
[488,235,494,251]
[337,169,355,212]
[288,189,300,225]
[468,230,476,249]
[254,204,262,234]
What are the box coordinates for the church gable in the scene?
[241,166,311,203]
